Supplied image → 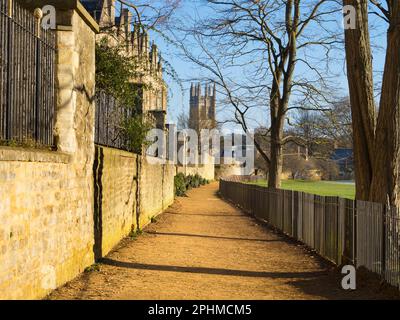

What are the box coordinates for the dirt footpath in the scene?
[49,183,399,300]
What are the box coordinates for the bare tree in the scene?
[283,156,309,180]
[291,109,321,156]
[177,111,189,130]
[315,98,353,148]
[369,1,400,206]
[344,0,400,205]
[343,0,376,201]
[107,0,181,30]
[172,0,341,188]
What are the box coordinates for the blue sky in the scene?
[148,0,387,129]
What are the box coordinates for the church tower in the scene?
[189,83,217,136]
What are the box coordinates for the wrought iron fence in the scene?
[0,0,56,146]
[95,90,135,151]
[219,178,400,289]
[95,87,163,153]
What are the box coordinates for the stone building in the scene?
[189,83,217,136]
[81,0,167,130]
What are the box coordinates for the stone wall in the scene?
[94,146,138,258]
[176,154,215,181]
[0,150,95,300]
[0,5,98,300]
[0,2,177,300]
[215,158,244,180]
[94,150,175,254]
[139,157,175,228]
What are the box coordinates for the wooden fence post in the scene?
[354,200,358,268]
[382,204,387,277]
[336,197,340,265]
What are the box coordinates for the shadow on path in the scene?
[100,258,327,279]
[146,231,283,243]
[49,183,400,300]
[165,212,245,218]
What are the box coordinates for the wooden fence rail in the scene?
[219,178,400,289]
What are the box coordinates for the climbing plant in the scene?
[95,38,152,154]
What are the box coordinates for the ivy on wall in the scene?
[95,38,152,154]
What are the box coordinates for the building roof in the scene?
[331,148,353,162]
[81,0,103,21]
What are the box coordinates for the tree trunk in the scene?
[268,1,297,189]
[370,2,400,206]
[268,139,283,188]
[268,103,284,189]
[343,0,376,201]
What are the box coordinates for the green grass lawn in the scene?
[250,180,355,199]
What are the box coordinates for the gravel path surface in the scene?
[49,183,399,300]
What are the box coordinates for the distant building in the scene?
[331,148,354,178]
[220,133,248,159]
[189,83,217,136]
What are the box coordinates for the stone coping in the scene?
[95,148,176,165]
[22,0,100,33]
[96,145,138,159]
[143,155,176,166]
[76,1,100,33]
[0,147,71,164]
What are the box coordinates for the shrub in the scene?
[174,173,187,197]
[192,174,201,188]
[174,173,210,197]
[315,158,340,181]
[185,175,193,190]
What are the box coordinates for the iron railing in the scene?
[219,178,400,289]
[0,0,56,146]
[95,91,135,151]
[95,88,163,153]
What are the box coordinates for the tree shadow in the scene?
[165,212,246,217]
[146,231,283,243]
[100,258,327,280]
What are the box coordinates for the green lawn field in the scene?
[250,180,355,199]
